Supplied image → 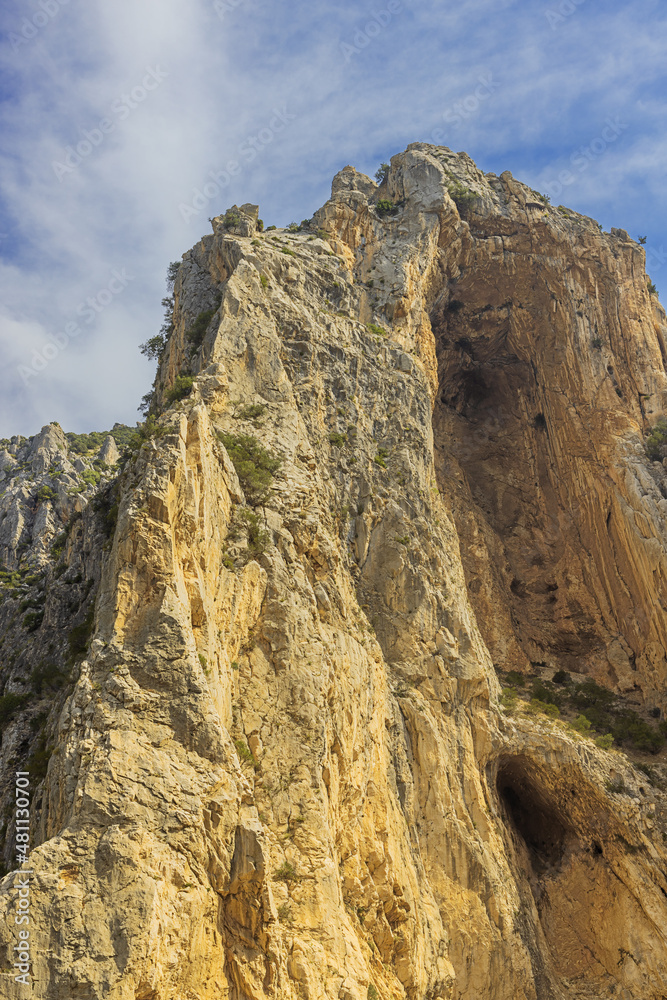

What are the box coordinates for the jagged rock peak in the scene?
[0,144,666,1000]
[26,422,68,474]
[97,435,119,466]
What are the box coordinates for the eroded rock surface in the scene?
[0,145,666,1000]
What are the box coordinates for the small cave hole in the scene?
[447,299,465,313]
[533,413,547,431]
[496,757,571,871]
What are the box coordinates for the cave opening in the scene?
[496,757,572,871]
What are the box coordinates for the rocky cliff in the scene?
[1,143,667,1000]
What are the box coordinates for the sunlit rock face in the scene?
[1,145,666,1000]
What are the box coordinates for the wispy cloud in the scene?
[0,0,665,436]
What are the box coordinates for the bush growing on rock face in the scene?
[561,678,666,752]
[500,687,518,711]
[635,762,658,784]
[528,698,560,718]
[67,609,95,665]
[217,432,281,506]
[139,335,167,361]
[274,861,300,883]
[611,711,663,753]
[140,267,178,363]
[23,611,44,633]
[505,670,526,687]
[645,416,667,460]
[447,181,477,215]
[375,199,397,217]
[81,468,101,488]
[572,714,592,734]
[0,693,29,727]
[165,376,195,405]
[186,299,221,351]
[138,390,156,418]
[236,508,270,556]
[123,415,167,455]
[233,402,267,422]
[36,484,56,504]
[375,163,390,184]
[234,738,258,769]
[223,209,241,229]
[530,679,561,706]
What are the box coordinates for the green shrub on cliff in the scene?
[165,376,195,404]
[447,181,477,214]
[236,508,270,555]
[572,714,592,734]
[646,416,667,460]
[186,304,219,350]
[67,609,95,665]
[375,199,397,217]
[0,693,29,727]
[217,432,281,506]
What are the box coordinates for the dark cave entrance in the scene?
[496,756,571,872]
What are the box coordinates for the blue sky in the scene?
[0,0,666,436]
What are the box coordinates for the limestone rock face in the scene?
[1,145,667,1000]
[97,434,120,466]
[27,423,68,475]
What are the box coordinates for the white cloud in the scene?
[0,0,665,436]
